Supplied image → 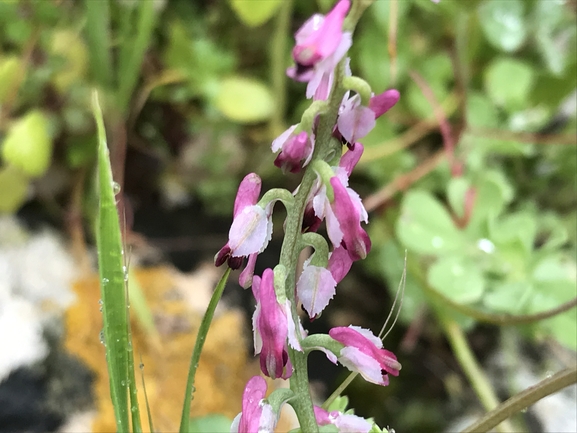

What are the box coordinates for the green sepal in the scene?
[301,334,344,355]
[266,388,295,415]
[342,76,372,106]
[300,232,330,268]
[311,160,335,202]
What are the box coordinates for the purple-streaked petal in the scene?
[292,0,350,66]
[238,376,268,433]
[239,253,258,289]
[229,205,271,257]
[328,246,353,283]
[297,265,337,318]
[369,89,400,118]
[330,178,371,260]
[233,173,262,217]
[258,269,289,379]
[347,325,383,348]
[339,142,364,177]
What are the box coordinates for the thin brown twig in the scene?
[468,127,577,146]
[364,149,446,211]
[461,366,577,433]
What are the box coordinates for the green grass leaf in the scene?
[93,90,132,432]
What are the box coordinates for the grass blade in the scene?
[117,0,157,114]
[93,90,130,432]
[179,268,231,433]
[85,0,113,88]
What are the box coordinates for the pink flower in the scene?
[271,125,314,173]
[337,89,400,144]
[296,246,352,319]
[305,145,370,260]
[287,0,352,100]
[329,325,401,386]
[215,173,272,273]
[230,376,276,433]
[252,269,303,379]
[314,406,372,433]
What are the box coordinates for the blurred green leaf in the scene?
[483,281,533,314]
[484,57,535,112]
[478,0,527,52]
[2,110,53,178]
[229,0,283,27]
[397,190,465,255]
[447,177,470,219]
[188,414,232,433]
[490,211,537,256]
[50,29,88,94]
[428,255,486,304]
[0,165,29,213]
[0,56,22,103]
[65,134,97,168]
[533,0,575,76]
[215,76,274,123]
[466,170,514,235]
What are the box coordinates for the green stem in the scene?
[461,366,577,433]
[441,318,515,433]
[280,55,347,433]
[179,268,231,433]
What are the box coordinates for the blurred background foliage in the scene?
[0,0,576,430]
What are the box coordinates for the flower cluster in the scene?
[215,1,404,431]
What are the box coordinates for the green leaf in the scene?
[447,177,470,219]
[484,57,535,112]
[229,0,283,27]
[490,211,537,256]
[396,190,465,255]
[188,414,232,433]
[478,0,527,52]
[179,268,231,433]
[93,92,131,433]
[0,56,21,104]
[215,76,274,123]
[428,255,486,304]
[533,0,575,76]
[483,281,533,314]
[466,170,513,235]
[2,110,53,178]
[0,165,29,213]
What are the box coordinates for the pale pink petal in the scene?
[337,104,376,144]
[239,253,258,289]
[325,204,344,248]
[229,205,270,257]
[340,346,387,385]
[271,125,298,152]
[285,299,304,351]
[332,412,372,433]
[297,265,337,318]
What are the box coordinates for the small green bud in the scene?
[2,110,53,178]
